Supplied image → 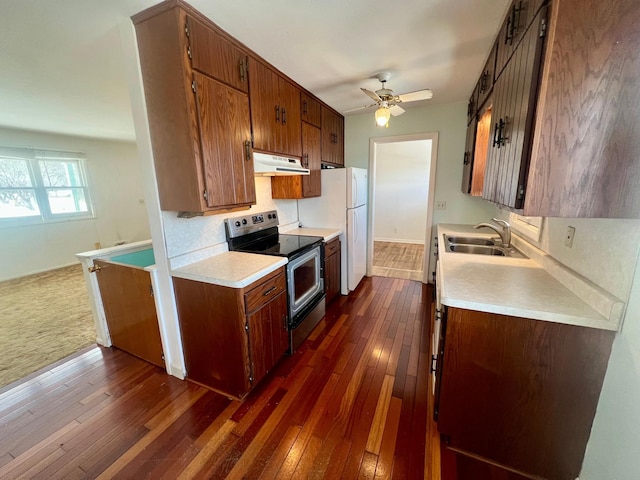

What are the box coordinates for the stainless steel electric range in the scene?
[225,210,326,352]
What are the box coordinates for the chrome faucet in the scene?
[473,218,511,248]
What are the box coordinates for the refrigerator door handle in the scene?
[353,209,358,243]
[352,174,357,208]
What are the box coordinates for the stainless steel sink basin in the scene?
[446,236,495,246]
[448,244,506,256]
[443,233,528,258]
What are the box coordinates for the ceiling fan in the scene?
[345,72,433,127]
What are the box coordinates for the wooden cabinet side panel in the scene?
[94,260,164,368]
[173,277,250,398]
[324,246,341,304]
[461,120,477,194]
[134,8,204,212]
[334,115,345,166]
[187,16,248,93]
[437,307,615,480]
[525,0,640,218]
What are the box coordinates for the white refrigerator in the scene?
[298,167,368,295]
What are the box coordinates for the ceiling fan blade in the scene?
[361,88,382,102]
[343,103,377,114]
[397,89,433,103]
[389,105,405,116]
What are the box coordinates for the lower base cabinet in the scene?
[436,307,615,480]
[324,238,341,304]
[173,267,288,399]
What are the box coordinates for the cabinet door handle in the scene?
[493,121,501,147]
[244,140,251,160]
[493,118,506,148]
[282,107,287,125]
[263,286,277,297]
[480,70,489,93]
[275,105,280,123]
[239,58,246,82]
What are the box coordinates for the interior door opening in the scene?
[367,133,439,283]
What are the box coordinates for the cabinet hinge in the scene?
[191,80,196,93]
[187,46,192,59]
[249,374,254,383]
[517,185,525,199]
[539,18,547,38]
[203,189,208,201]
[244,322,249,332]
[184,23,190,37]
[149,283,154,297]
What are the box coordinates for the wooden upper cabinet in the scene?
[321,106,344,167]
[133,4,255,213]
[301,92,321,127]
[194,72,255,208]
[495,0,546,80]
[466,85,478,126]
[484,6,547,209]
[187,15,248,93]
[460,119,477,194]
[271,122,321,199]
[525,0,640,218]
[476,40,498,110]
[248,58,302,157]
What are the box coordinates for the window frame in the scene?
[0,147,95,227]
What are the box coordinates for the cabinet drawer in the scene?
[244,268,286,314]
[324,238,340,258]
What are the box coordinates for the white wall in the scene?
[374,140,431,243]
[580,259,640,480]
[0,127,150,281]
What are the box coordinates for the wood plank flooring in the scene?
[372,241,425,281]
[0,276,434,479]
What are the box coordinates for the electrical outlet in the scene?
[565,226,576,248]
[435,201,446,210]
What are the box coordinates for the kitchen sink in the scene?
[443,234,527,258]
[448,244,506,256]
[446,236,496,246]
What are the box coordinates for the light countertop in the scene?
[282,227,342,242]
[437,224,618,331]
[171,251,287,288]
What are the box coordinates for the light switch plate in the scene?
[565,226,576,248]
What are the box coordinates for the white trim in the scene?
[508,212,543,243]
[367,132,439,284]
[374,237,425,245]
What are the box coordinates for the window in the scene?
[0,146,93,225]
[508,212,543,242]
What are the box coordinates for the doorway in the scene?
[367,133,438,283]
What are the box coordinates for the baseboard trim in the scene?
[0,261,80,282]
[374,238,425,245]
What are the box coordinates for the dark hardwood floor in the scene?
[0,276,434,479]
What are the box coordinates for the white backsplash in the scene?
[162,177,298,262]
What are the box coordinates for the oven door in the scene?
[287,246,324,325]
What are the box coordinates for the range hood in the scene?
[253,152,310,176]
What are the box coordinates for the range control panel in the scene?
[225,210,279,238]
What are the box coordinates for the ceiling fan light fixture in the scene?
[375,107,390,127]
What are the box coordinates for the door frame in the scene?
[367,132,439,283]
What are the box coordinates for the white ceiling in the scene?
[0,0,510,142]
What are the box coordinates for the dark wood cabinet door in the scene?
[437,307,615,480]
[321,107,345,166]
[247,291,288,385]
[249,58,279,154]
[187,16,248,93]
[334,114,344,166]
[279,77,302,157]
[173,278,251,399]
[301,92,321,127]
[496,0,538,79]
[525,0,640,218]
[460,120,477,194]
[476,40,498,109]
[94,260,164,368]
[302,123,322,197]
[194,72,255,209]
[466,86,478,126]
[484,6,546,208]
[324,245,341,304]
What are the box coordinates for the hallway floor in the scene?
[372,241,425,281]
